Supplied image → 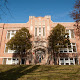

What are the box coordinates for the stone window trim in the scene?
[6,30,16,39]
[35,27,37,36]
[59,57,76,65]
[3,58,19,65]
[4,44,16,53]
[66,29,75,39]
[43,27,45,36]
[59,43,77,53]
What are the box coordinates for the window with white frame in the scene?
[39,27,41,32]
[6,30,16,39]
[59,43,77,53]
[39,27,41,36]
[66,29,75,38]
[59,57,75,65]
[71,30,75,38]
[35,27,45,37]
[43,27,45,36]
[5,44,15,53]
[3,58,19,65]
[35,27,37,36]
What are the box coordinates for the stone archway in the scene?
[35,48,46,64]
[32,46,48,65]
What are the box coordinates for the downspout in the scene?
[0,23,5,49]
[0,23,5,64]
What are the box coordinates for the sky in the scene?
[0,0,75,23]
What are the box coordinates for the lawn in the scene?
[0,65,80,80]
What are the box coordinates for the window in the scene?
[70,63,74,65]
[43,27,45,36]
[64,48,67,52]
[39,27,41,32]
[35,28,37,36]
[5,44,8,53]
[61,63,64,65]
[72,43,75,45]
[66,29,75,38]
[8,58,11,60]
[66,30,69,33]
[60,58,63,60]
[59,58,75,65]
[71,30,74,38]
[39,34,41,36]
[73,46,76,52]
[70,58,73,60]
[39,27,41,36]
[60,48,63,53]
[13,58,16,60]
[66,63,69,65]
[3,58,7,64]
[7,31,10,39]
[5,44,15,53]
[3,58,19,65]
[7,30,16,39]
[65,58,68,60]
[68,48,72,52]
[59,43,77,53]
[72,43,77,52]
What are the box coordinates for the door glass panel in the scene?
[73,46,76,52]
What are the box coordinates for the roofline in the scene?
[53,22,75,23]
[0,22,75,24]
[0,23,26,24]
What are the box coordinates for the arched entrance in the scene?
[35,48,46,64]
[32,46,48,64]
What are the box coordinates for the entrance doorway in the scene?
[21,59,25,64]
[35,48,46,64]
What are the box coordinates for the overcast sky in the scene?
[0,0,75,23]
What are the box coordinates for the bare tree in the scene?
[70,0,80,36]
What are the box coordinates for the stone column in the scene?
[45,49,48,64]
[31,51,35,65]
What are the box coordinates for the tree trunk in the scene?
[18,54,22,65]
[18,57,21,65]
[52,50,55,65]
[56,53,59,65]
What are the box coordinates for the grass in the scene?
[0,65,80,80]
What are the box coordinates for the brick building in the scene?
[0,16,80,65]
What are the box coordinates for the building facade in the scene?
[0,16,80,65]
